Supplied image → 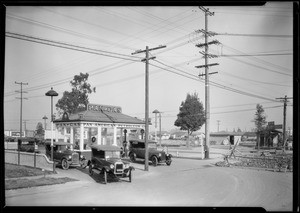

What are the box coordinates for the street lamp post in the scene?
[45,87,58,170]
[42,115,48,131]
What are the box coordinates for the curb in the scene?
[172,156,203,160]
[215,163,293,173]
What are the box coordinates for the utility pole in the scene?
[276,95,292,151]
[195,6,218,159]
[23,120,28,137]
[15,82,28,139]
[217,120,220,132]
[159,111,162,147]
[132,45,166,171]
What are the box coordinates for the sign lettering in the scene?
[87,104,122,113]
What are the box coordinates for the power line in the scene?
[220,53,292,57]
[150,60,282,103]
[218,51,293,77]
[7,13,133,51]
[5,32,288,105]
[215,32,292,38]
[5,60,136,98]
[220,44,292,73]
[220,71,292,87]
[6,32,143,61]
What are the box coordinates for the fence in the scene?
[5,150,54,172]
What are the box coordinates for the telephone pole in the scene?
[275,95,292,150]
[195,6,219,159]
[15,81,28,139]
[132,45,166,171]
[23,120,28,137]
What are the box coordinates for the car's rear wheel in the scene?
[129,153,136,162]
[151,156,158,167]
[89,164,94,176]
[129,170,132,183]
[61,158,69,170]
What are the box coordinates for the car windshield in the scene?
[105,151,120,159]
[58,145,72,151]
[148,143,157,149]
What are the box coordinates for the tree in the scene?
[237,127,242,132]
[56,72,96,115]
[174,92,205,148]
[253,104,267,150]
[35,122,44,138]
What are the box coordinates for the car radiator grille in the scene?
[115,162,124,174]
[72,153,79,164]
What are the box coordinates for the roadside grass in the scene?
[5,163,54,178]
[5,163,78,190]
[5,177,78,190]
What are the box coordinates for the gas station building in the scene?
[53,103,146,152]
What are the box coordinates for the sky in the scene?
[3,2,294,134]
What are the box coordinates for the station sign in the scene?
[274,124,283,129]
[11,131,25,137]
[87,104,122,113]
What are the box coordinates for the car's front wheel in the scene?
[89,164,94,176]
[61,158,70,170]
[80,159,87,168]
[151,156,158,167]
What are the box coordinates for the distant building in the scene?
[150,131,171,140]
[4,130,35,138]
[210,131,244,145]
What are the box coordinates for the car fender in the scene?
[103,166,111,172]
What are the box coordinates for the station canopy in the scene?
[54,103,146,125]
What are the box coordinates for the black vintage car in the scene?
[128,139,172,166]
[45,141,87,170]
[88,145,134,184]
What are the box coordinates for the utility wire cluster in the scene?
[5,7,293,108]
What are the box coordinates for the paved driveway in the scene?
[5,157,293,211]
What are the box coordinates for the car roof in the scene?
[45,141,73,146]
[129,139,157,143]
[90,144,122,151]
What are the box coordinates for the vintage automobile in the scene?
[128,139,172,166]
[45,141,87,170]
[88,145,134,184]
